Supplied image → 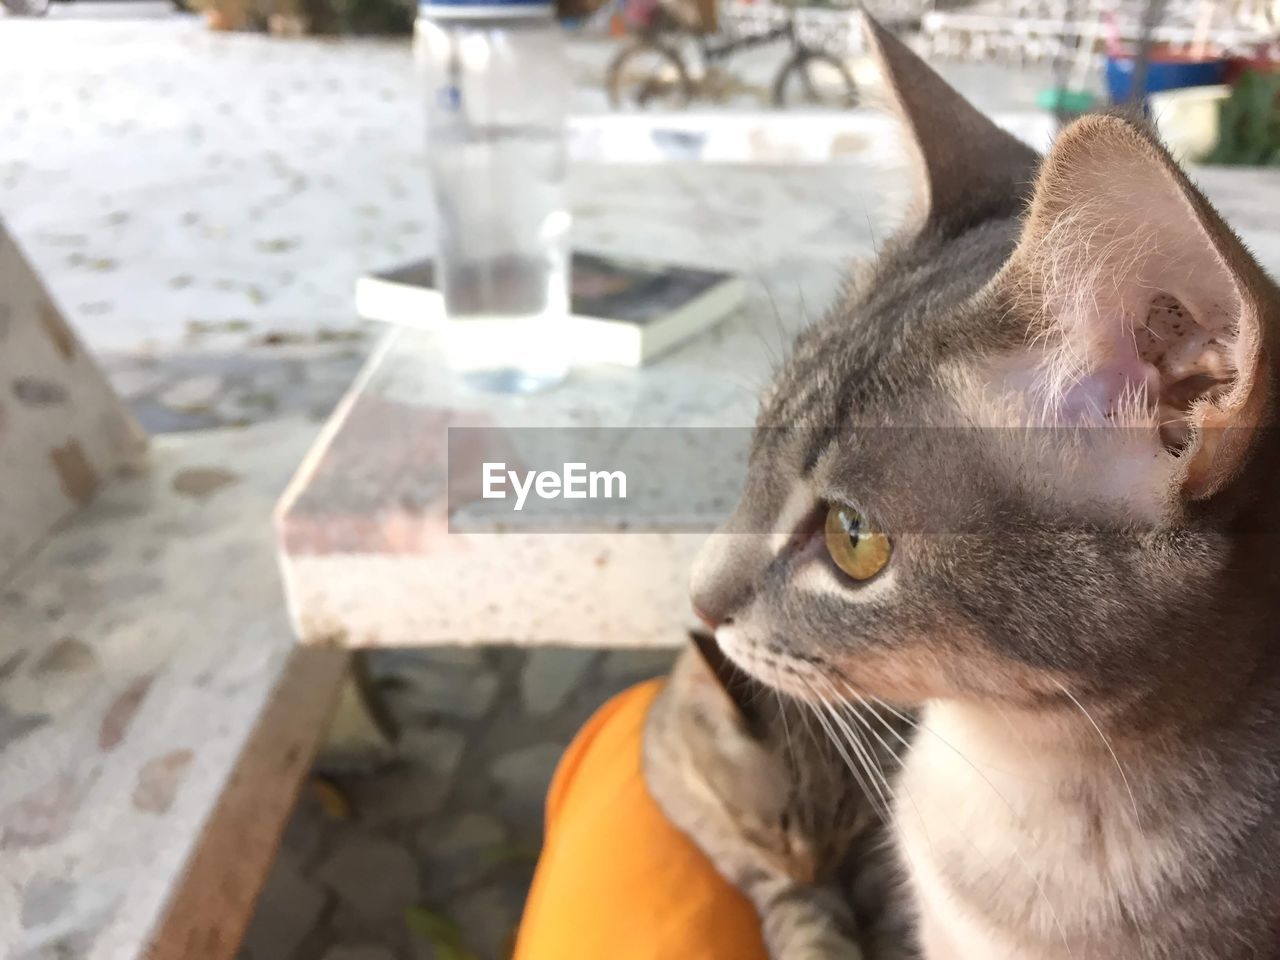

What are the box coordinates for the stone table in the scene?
[275,160,908,648]
[274,159,1280,651]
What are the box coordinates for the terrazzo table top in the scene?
[275,160,1280,650]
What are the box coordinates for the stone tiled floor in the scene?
[240,646,677,960]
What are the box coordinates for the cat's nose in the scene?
[692,603,722,630]
[691,530,762,630]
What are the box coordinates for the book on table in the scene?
[356,252,745,368]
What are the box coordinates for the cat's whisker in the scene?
[850,692,913,757]
[773,686,798,769]
[817,697,887,812]
[814,676,975,910]
[813,675,897,807]
[825,699,894,819]
[1049,678,1144,831]
[795,690,829,761]
[863,684,1056,783]
[794,279,815,331]
[798,676,893,826]
[807,699,880,816]
[753,275,792,377]
[835,688,909,766]
[829,684,958,883]
[831,712,900,841]
[818,667,916,762]
[865,695,930,739]
[704,363,773,406]
[866,695,1037,787]
[828,708,897,830]
[807,676,896,825]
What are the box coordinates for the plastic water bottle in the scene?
[416,0,572,393]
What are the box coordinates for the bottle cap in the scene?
[419,0,555,18]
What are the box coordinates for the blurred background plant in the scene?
[324,0,412,34]
[1207,68,1280,164]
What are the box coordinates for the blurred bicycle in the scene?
[606,0,858,109]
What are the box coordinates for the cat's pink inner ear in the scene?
[1001,114,1270,497]
[1054,355,1161,427]
[1053,291,1237,444]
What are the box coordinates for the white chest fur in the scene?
[892,702,1183,960]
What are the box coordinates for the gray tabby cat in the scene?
[645,630,915,959]
[653,17,1280,960]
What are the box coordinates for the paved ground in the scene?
[0,6,1054,959]
[238,645,678,960]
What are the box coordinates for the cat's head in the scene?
[692,20,1280,719]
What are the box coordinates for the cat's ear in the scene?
[1000,113,1274,499]
[862,15,1039,232]
[688,629,766,735]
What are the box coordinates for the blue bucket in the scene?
[1105,54,1231,104]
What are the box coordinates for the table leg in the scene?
[313,649,399,775]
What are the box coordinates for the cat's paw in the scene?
[761,883,864,960]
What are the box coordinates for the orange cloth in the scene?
[513,680,770,960]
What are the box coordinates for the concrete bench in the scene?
[0,223,347,960]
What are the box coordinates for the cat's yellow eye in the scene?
[824,505,891,582]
